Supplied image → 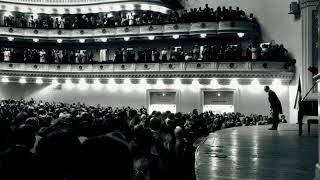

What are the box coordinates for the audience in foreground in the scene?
[0,99,286,180]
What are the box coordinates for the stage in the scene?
[195,124,318,180]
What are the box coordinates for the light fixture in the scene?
[79,78,86,84]
[7,37,14,41]
[172,35,180,39]
[210,79,220,87]
[33,38,39,43]
[64,78,74,90]
[229,79,239,88]
[124,37,130,41]
[1,77,9,83]
[78,78,89,90]
[100,38,108,42]
[125,4,135,11]
[200,33,207,38]
[57,39,63,43]
[148,36,155,40]
[92,78,102,90]
[19,77,27,84]
[52,78,59,86]
[192,79,200,86]
[79,39,86,43]
[123,78,131,85]
[156,78,165,88]
[65,78,72,84]
[139,78,145,84]
[35,78,43,84]
[113,4,122,11]
[237,33,245,38]
[93,78,101,84]
[251,79,260,86]
[108,78,116,84]
[174,78,181,85]
[272,79,282,86]
[141,4,151,11]
[217,92,221,97]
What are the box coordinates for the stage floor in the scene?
[195,124,318,180]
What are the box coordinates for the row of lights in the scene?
[2,4,169,15]
[6,33,245,43]
[1,77,281,86]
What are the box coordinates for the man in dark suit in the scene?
[264,86,282,130]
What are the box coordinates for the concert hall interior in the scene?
[0,0,319,180]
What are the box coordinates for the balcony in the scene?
[0,0,176,14]
[0,21,259,40]
[0,61,294,82]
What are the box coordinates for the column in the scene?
[315,74,320,179]
[301,0,319,96]
[314,2,320,179]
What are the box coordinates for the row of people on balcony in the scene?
[173,5,256,23]
[246,43,289,60]
[0,43,289,64]
[2,5,256,29]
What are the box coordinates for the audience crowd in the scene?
[0,98,286,180]
[2,5,257,29]
[0,42,290,64]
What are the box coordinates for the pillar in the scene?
[314,2,320,179]
[301,0,319,96]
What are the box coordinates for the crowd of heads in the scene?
[246,42,289,61]
[0,42,291,64]
[0,98,287,180]
[2,5,256,29]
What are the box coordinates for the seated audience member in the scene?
[0,145,41,180]
[79,133,133,180]
[36,128,81,180]
[11,124,36,150]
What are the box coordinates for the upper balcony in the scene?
[0,21,259,40]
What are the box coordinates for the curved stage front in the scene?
[195,124,318,180]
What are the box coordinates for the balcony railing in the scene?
[0,0,162,5]
[0,21,259,39]
[0,61,295,81]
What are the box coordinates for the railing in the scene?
[0,0,162,5]
[0,61,294,73]
[0,21,259,39]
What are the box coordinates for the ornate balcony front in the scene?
[0,21,259,40]
[0,0,178,14]
[0,61,294,82]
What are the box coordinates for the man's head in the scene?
[264,86,270,93]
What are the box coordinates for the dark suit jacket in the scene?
[268,90,282,114]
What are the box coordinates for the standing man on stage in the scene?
[264,86,282,130]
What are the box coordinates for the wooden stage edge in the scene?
[195,124,318,180]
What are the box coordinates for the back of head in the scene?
[80,134,133,180]
[36,128,80,180]
[0,119,12,150]
[0,145,40,180]
[12,124,36,149]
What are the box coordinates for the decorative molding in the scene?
[0,21,260,39]
[0,61,295,82]
[0,0,172,14]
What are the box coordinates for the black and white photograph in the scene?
[0,0,319,179]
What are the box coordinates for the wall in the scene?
[0,82,289,118]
